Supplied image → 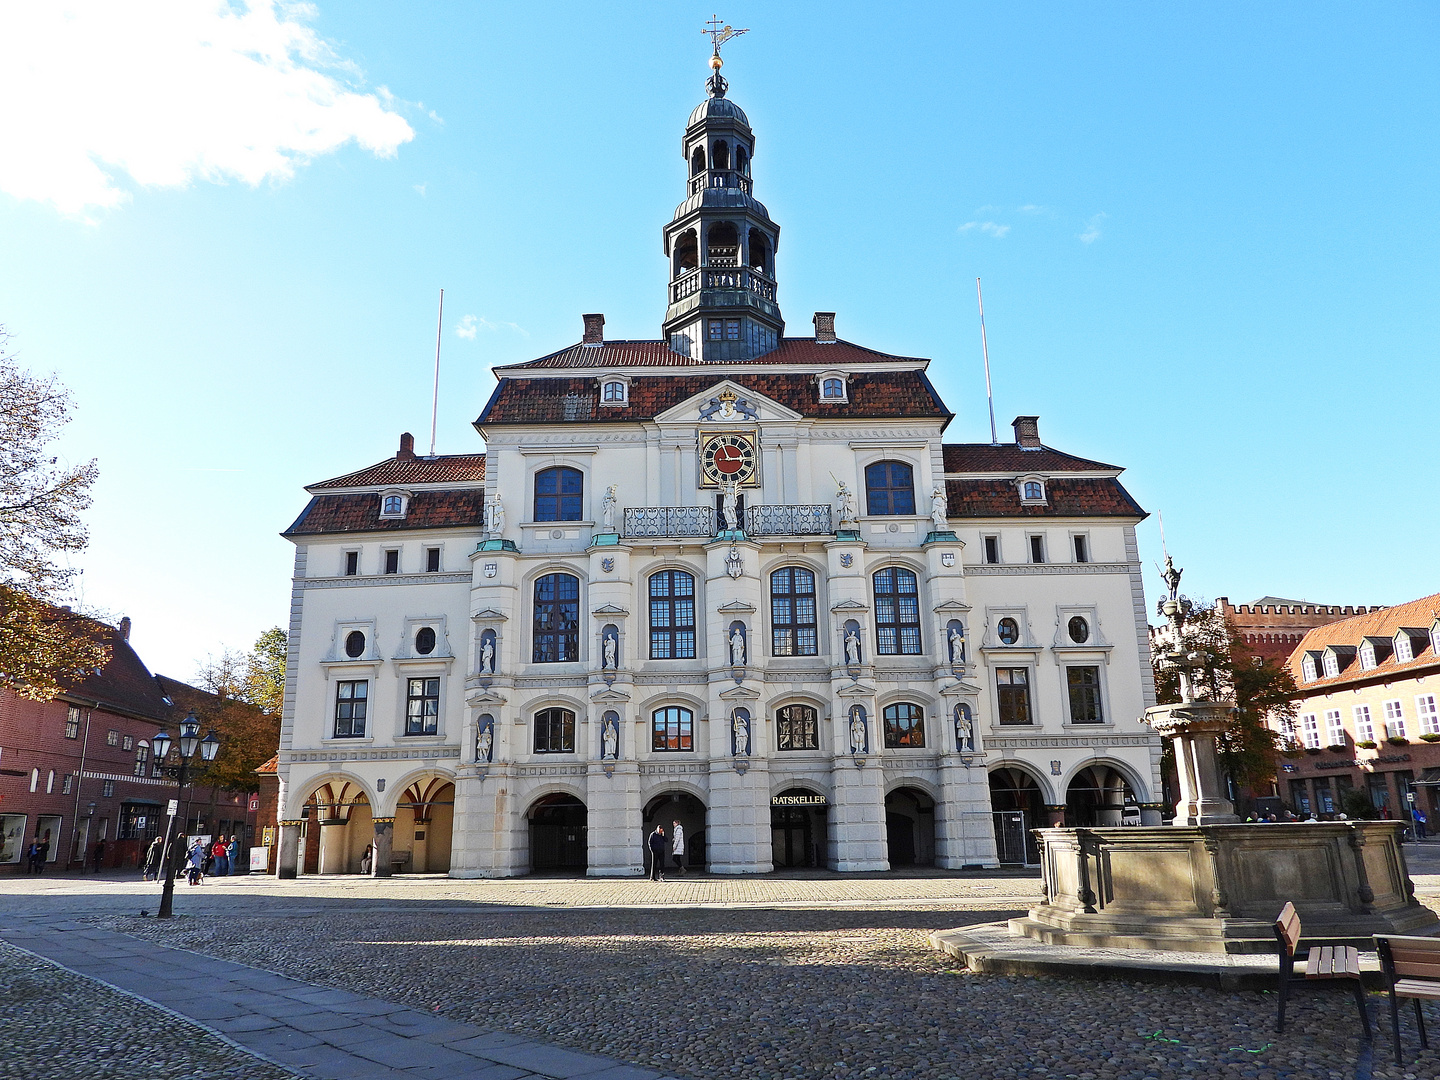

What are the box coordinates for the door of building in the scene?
[992,810,1031,865]
[769,792,827,868]
[530,797,587,871]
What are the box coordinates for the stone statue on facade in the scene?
[476,722,493,763]
[844,628,861,666]
[602,633,617,670]
[601,485,617,531]
[602,716,619,759]
[486,492,506,538]
[480,637,495,676]
[954,705,973,752]
[948,626,965,666]
[930,486,948,531]
[721,479,740,532]
[849,707,866,754]
[834,480,857,530]
[729,626,746,667]
[732,712,750,756]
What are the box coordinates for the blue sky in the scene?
[1,2,1436,678]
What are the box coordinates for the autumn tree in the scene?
[0,326,107,698]
[182,627,286,792]
[1153,600,1300,791]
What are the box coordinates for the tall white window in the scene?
[1396,635,1414,662]
[1324,709,1345,745]
[1383,700,1406,739]
[1300,714,1320,749]
[1323,653,1339,678]
[1417,694,1440,736]
[1354,704,1374,743]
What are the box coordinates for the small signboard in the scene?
[771,794,827,807]
[262,825,275,848]
[166,799,179,816]
[248,796,260,812]
[250,847,270,872]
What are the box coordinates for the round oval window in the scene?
[997,617,1019,645]
[344,630,366,658]
[1068,616,1090,644]
[415,626,436,655]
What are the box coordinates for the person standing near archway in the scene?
[648,825,666,881]
[671,819,685,876]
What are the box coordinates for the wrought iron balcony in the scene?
[670,266,776,304]
[745,505,833,537]
[624,506,716,539]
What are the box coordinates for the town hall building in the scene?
[273,62,1162,878]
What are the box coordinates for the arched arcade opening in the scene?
[989,767,1046,865]
[1066,765,1137,827]
[884,786,936,867]
[528,793,587,874]
[642,790,706,873]
[301,780,373,875]
[393,778,454,873]
[770,787,828,869]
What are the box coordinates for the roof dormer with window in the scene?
[598,372,631,407]
[816,370,848,403]
[1016,475,1047,507]
[378,488,412,520]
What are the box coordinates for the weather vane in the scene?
[704,14,749,69]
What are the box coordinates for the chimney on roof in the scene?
[119,616,131,641]
[582,313,605,346]
[813,312,837,343]
[1012,415,1041,449]
[397,432,416,460]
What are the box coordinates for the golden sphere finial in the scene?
[709,53,723,70]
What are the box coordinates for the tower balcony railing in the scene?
[624,506,716,539]
[746,504,833,537]
[688,170,753,196]
[669,266,777,304]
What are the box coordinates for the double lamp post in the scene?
[152,709,220,919]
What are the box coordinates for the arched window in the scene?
[737,145,749,175]
[690,146,706,175]
[776,704,819,750]
[883,703,925,748]
[534,467,583,521]
[874,567,921,655]
[652,706,694,752]
[674,229,698,276]
[822,378,844,400]
[382,494,404,515]
[534,707,575,753]
[707,221,739,264]
[602,380,626,403]
[133,740,149,777]
[533,573,579,663]
[865,461,915,516]
[770,567,817,656]
[1023,481,1044,501]
[748,227,769,273]
[649,570,696,659]
[712,140,730,170]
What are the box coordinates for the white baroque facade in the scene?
[274,70,1161,879]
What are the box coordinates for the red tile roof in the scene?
[945,477,1146,519]
[255,755,278,775]
[310,453,486,491]
[478,370,948,425]
[943,443,1119,473]
[493,337,927,371]
[60,620,173,723]
[284,489,488,537]
[1288,592,1440,691]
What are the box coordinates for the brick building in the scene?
[1218,596,1387,664]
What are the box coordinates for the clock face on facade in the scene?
[699,431,758,487]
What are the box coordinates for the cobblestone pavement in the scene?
[3,852,1440,1080]
[0,939,296,1080]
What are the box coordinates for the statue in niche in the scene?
[844,628,861,667]
[476,722,493,763]
[721,479,740,532]
[601,485,617,531]
[602,716,619,760]
[954,705,973,752]
[834,480,857,529]
[487,493,506,537]
[948,626,965,666]
[733,712,750,756]
[730,626,746,667]
[480,636,495,676]
[602,633,617,670]
[849,707,867,754]
[930,486,948,531]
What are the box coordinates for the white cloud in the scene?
[1017,204,1048,215]
[958,221,1010,238]
[1079,212,1107,244]
[413,183,427,197]
[457,315,528,340]
[0,1,415,217]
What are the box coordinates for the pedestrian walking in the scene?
[211,837,229,877]
[186,840,205,885]
[91,837,107,873]
[648,825,667,881]
[24,841,38,874]
[1414,807,1429,840]
[671,819,686,876]
[35,835,50,874]
[143,836,163,881]
[226,835,240,874]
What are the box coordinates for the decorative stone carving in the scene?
[930,486,948,530]
[953,703,974,752]
[848,704,868,755]
[601,485,617,531]
[844,628,861,667]
[834,480,857,530]
[475,714,495,763]
[729,625,746,667]
[602,713,619,760]
[948,625,965,666]
[486,493,505,537]
[721,479,739,532]
[732,708,750,757]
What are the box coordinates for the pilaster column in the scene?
[371,818,394,877]
[317,818,348,875]
[276,820,302,879]
[936,756,1000,868]
[1138,802,1165,826]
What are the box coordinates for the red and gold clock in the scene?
[699,431,758,487]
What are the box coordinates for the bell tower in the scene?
[662,40,783,361]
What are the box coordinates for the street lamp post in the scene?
[153,709,221,919]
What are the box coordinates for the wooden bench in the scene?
[1273,902,1371,1039]
[1374,934,1440,1065]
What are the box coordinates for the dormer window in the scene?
[816,370,848,403]
[1301,655,1317,682]
[1359,641,1376,670]
[1396,633,1414,663]
[1323,652,1339,678]
[598,374,630,406]
[823,378,844,399]
[1017,476,1047,506]
[378,489,410,520]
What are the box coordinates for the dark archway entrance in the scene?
[528,794,587,873]
[642,791,707,872]
[989,767,1045,865]
[1066,765,1134,827]
[770,788,828,868]
[884,787,936,867]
